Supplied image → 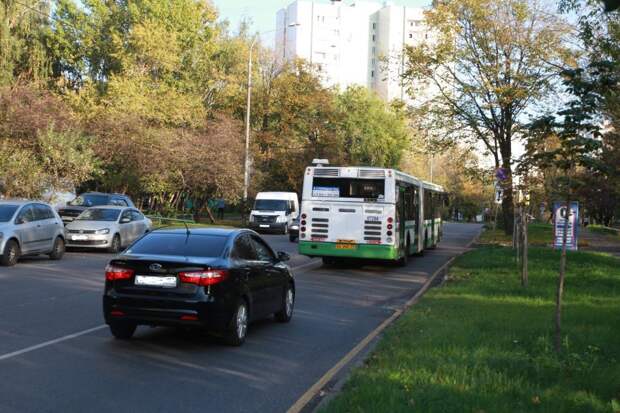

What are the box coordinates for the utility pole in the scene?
[242,25,299,224]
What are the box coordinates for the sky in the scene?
[212,0,432,44]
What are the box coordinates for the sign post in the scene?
[553,201,579,251]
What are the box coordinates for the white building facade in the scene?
[275,0,433,104]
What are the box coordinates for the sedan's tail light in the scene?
[105,265,134,281]
[179,269,229,286]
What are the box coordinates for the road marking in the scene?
[0,258,319,363]
[286,230,482,413]
[0,325,107,362]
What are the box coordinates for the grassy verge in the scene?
[479,222,553,246]
[322,246,620,413]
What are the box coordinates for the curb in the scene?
[287,230,482,413]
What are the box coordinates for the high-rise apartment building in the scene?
[275,0,433,104]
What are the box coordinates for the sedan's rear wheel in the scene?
[275,285,294,323]
[224,300,248,346]
[1,240,20,267]
[109,321,137,340]
[49,237,65,260]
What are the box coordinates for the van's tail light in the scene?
[179,269,229,286]
[105,265,134,281]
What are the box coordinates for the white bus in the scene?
[298,164,446,264]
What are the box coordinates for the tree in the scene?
[403,0,571,234]
[252,59,345,192]
[335,86,411,168]
[0,0,50,86]
[0,85,96,198]
[524,67,602,353]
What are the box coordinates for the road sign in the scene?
[553,201,579,251]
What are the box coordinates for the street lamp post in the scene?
[242,24,299,223]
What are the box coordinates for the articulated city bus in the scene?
[298,163,447,265]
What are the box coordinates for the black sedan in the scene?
[102,228,295,346]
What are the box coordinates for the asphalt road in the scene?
[0,222,481,413]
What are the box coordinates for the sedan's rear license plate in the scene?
[135,275,177,288]
[336,243,356,250]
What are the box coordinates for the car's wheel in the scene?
[289,234,298,242]
[275,285,294,323]
[108,321,137,340]
[1,240,20,267]
[49,237,65,260]
[108,234,121,253]
[224,300,249,346]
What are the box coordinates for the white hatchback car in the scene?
[0,200,66,266]
[65,206,152,252]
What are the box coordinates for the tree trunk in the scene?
[554,196,571,353]
[500,158,514,236]
[522,208,528,288]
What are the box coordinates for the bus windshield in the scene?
[312,178,385,200]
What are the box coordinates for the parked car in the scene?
[0,200,66,266]
[102,228,295,345]
[65,206,152,252]
[57,192,135,225]
[289,217,299,242]
[249,192,299,234]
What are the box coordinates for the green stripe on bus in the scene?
[299,241,399,260]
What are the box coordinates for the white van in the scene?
[249,192,299,234]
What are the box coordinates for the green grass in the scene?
[322,246,620,413]
[479,223,553,246]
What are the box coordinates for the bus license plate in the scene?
[336,240,356,250]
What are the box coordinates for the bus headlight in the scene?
[386,237,393,243]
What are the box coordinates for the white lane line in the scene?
[0,325,107,362]
[0,259,320,362]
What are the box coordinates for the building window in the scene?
[372,34,375,41]
[372,46,375,55]
[371,58,375,65]
[409,33,413,39]
[372,22,376,30]
[371,70,375,78]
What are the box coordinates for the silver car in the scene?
[0,200,66,266]
[65,206,152,252]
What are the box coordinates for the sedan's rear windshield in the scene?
[312,178,385,200]
[69,194,109,207]
[76,208,121,221]
[126,233,228,258]
[0,205,19,222]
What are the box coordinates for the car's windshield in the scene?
[126,233,228,257]
[69,194,109,207]
[254,199,288,211]
[0,205,19,222]
[76,208,121,221]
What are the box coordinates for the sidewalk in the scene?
[580,227,620,257]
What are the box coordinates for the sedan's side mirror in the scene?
[277,251,291,262]
[15,217,24,225]
[120,217,131,224]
